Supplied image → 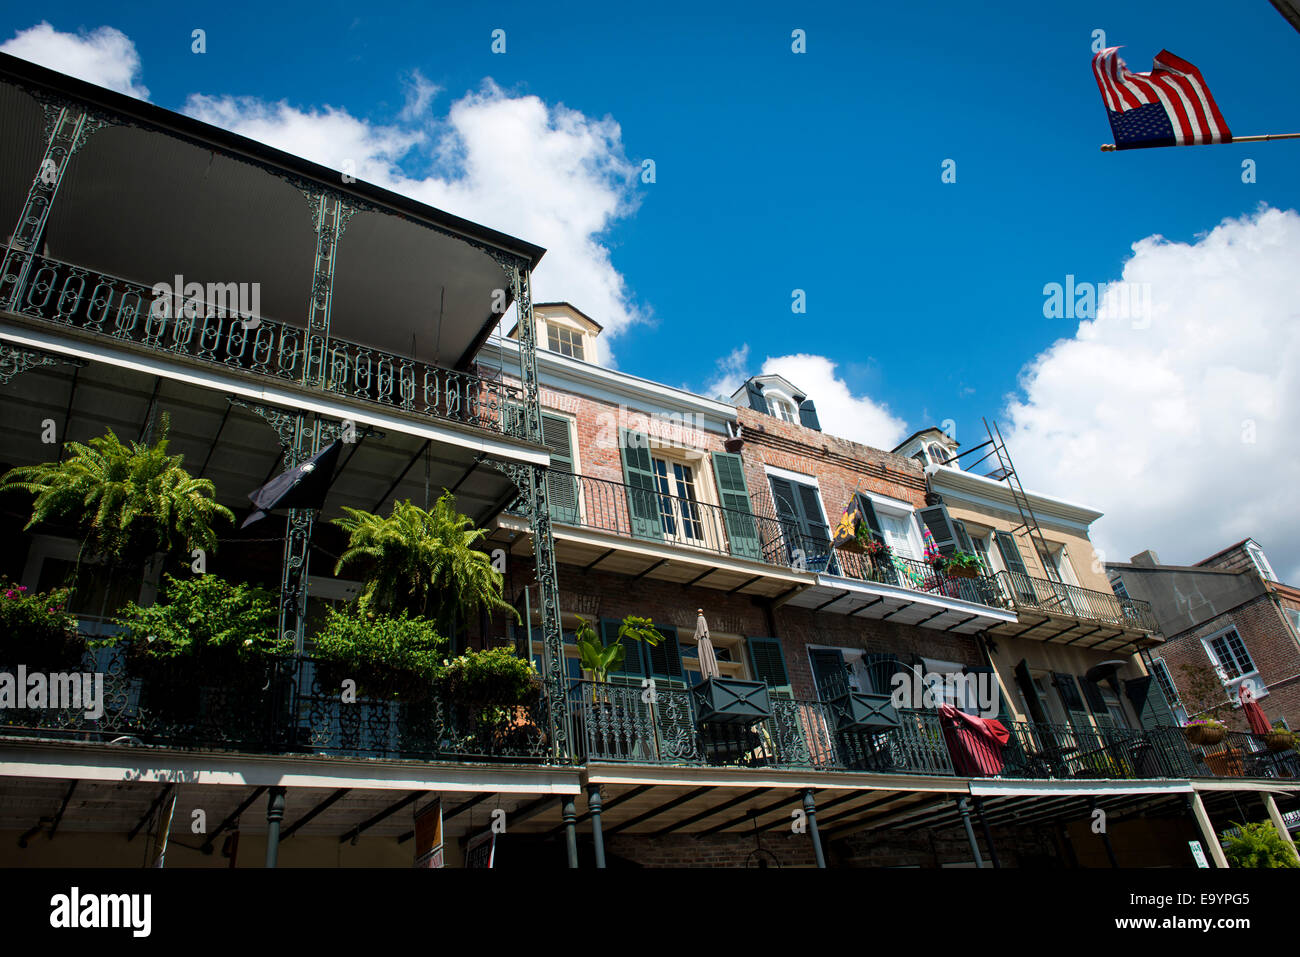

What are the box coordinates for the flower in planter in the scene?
[0,581,81,669]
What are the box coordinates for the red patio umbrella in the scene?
[1239,683,1272,735]
[939,703,1012,776]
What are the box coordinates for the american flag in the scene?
[1092,48,1232,149]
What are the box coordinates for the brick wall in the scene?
[1155,592,1300,730]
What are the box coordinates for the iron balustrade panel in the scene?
[994,571,1157,632]
[292,658,549,763]
[9,255,522,435]
[532,472,810,574]
[0,645,293,752]
[567,680,701,764]
[0,646,551,763]
[832,708,955,775]
[834,551,1003,610]
[1174,727,1300,780]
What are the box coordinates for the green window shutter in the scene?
[953,520,975,555]
[854,494,884,542]
[746,637,792,698]
[795,484,834,572]
[601,618,644,676]
[1014,659,1048,724]
[645,625,682,681]
[710,451,762,561]
[995,531,1030,576]
[619,428,661,541]
[917,503,959,558]
[1051,672,1090,729]
[541,412,579,524]
[809,648,849,699]
[1124,675,1176,730]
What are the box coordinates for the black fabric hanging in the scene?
[241,439,343,528]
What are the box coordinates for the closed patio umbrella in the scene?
[1239,683,1272,735]
[694,609,721,680]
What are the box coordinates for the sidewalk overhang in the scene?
[786,575,1017,635]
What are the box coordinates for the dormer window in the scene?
[1246,541,1277,582]
[926,443,951,466]
[546,322,585,360]
[766,396,798,423]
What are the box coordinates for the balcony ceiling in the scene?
[785,577,1018,635]
[0,67,542,370]
[0,361,521,529]
[985,612,1161,653]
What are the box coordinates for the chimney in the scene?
[1130,550,1160,567]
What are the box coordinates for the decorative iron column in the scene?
[270,191,348,654]
[802,789,827,868]
[561,795,579,868]
[955,797,986,868]
[587,783,606,869]
[0,100,106,311]
[0,100,105,382]
[481,257,568,762]
[265,786,286,868]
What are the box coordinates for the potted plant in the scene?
[332,493,519,645]
[437,646,542,753]
[1183,717,1227,747]
[1264,722,1297,753]
[0,413,234,617]
[572,615,664,760]
[944,552,985,580]
[311,606,446,700]
[0,583,83,672]
[107,573,288,735]
[1221,821,1300,868]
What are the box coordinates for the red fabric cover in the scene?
[939,703,1010,776]
[1243,700,1272,735]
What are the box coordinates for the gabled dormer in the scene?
[892,427,959,470]
[729,374,821,431]
[508,301,602,363]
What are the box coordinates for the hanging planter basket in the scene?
[1183,723,1227,747]
[1264,730,1297,752]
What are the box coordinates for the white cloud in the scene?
[707,348,908,450]
[1003,205,1300,583]
[1,21,148,99]
[184,79,643,365]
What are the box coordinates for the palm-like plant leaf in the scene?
[0,413,234,564]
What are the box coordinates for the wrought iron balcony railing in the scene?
[527,473,1004,611]
[2,254,525,437]
[0,648,551,764]
[992,570,1159,632]
[535,471,807,568]
[833,550,1003,608]
[567,680,954,775]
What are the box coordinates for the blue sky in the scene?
[4,2,1300,576]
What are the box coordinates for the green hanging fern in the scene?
[0,412,234,565]
[332,493,518,632]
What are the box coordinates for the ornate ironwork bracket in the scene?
[480,455,569,762]
[231,397,346,654]
[0,344,86,387]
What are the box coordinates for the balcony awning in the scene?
[0,56,545,372]
[984,612,1162,653]
[786,575,1017,635]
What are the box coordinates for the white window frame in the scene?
[1246,541,1277,582]
[860,491,923,561]
[1201,625,1267,701]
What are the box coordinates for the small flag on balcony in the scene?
[832,500,866,552]
[1092,48,1231,149]
[241,439,342,528]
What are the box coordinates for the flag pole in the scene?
[1101,133,1300,151]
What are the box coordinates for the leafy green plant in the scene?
[574,615,665,683]
[0,582,81,669]
[332,494,518,638]
[945,551,985,571]
[0,413,233,567]
[108,573,286,662]
[438,647,539,706]
[1221,821,1300,868]
[312,606,447,693]
[1177,662,1235,723]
